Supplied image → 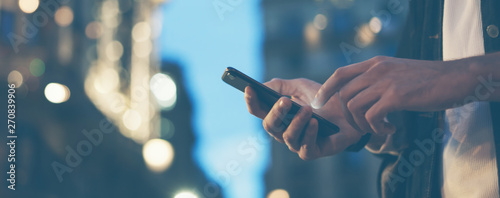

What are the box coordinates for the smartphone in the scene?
[221,67,339,137]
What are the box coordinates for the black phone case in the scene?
[221,67,339,137]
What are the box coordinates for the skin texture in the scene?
[245,78,366,160]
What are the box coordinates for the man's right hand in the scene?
[244,78,376,160]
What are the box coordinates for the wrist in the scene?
[460,53,500,101]
[446,57,486,99]
[466,55,490,78]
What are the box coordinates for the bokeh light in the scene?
[7,70,24,87]
[44,83,71,104]
[93,68,119,94]
[174,192,198,198]
[369,17,382,34]
[355,24,375,47]
[132,22,152,42]
[313,14,328,30]
[305,23,320,48]
[85,22,103,39]
[142,139,175,172]
[150,73,177,109]
[122,109,142,131]
[267,189,290,198]
[133,40,152,58]
[29,58,45,77]
[106,41,124,61]
[55,6,74,27]
[19,0,39,14]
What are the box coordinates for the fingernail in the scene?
[311,97,322,109]
[279,99,290,112]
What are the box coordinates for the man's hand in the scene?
[311,56,479,135]
[245,78,366,160]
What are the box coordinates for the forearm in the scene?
[465,51,500,102]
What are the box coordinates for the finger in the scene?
[298,118,318,160]
[365,95,396,135]
[264,78,298,96]
[312,59,378,109]
[346,87,381,134]
[262,97,293,142]
[337,91,364,134]
[245,86,268,119]
[283,106,313,152]
[338,73,375,104]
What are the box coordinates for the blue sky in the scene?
[159,0,268,197]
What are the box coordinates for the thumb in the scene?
[264,78,298,96]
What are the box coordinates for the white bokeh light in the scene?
[313,14,328,30]
[150,73,177,109]
[44,83,70,104]
[122,109,142,131]
[19,0,39,13]
[369,17,382,34]
[174,192,198,198]
[142,139,174,172]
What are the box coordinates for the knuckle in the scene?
[296,78,308,83]
[372,56,389,63]
[334,67,347,77]
[299,153,312,161]
[270,78,283,84]
[346,100,360,114]
[244,91,251,99]
[282,133,296,144]
[262,121,272,133]
[365,111,377,126]
[299,148,316,161]
[373,61,389,71]
[271,106,285,120]
[269,78,285,93]
[371,57,393,71]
